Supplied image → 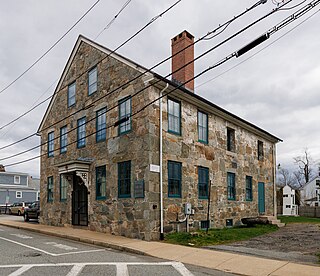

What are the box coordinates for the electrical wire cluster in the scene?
[2,0,319,168]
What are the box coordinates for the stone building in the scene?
[38,31,281,241]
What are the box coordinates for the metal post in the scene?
[206,180,212,233]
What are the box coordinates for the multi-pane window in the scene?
[227,172,236,200]
[47,176,53,202]
[198,166,209,199]
[68,82,76,107]
[60,126,67,153]
[258,140,264,160]
[168,98,181,135]
[119,97,131,135]
[88,67,97,95]
[60,176,68,201]
[118,161,131,198]
[77,117,86,148]
[96,166,106,200]
[16,191,22,198]
[168,161,182,198]
[14,175,20,184]
[96,108,106,142]
[48,131,54,157]
[246,176,253,201]
[227,128,235,152]
[198,111,208,144]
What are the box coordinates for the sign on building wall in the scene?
[134,180,144,198]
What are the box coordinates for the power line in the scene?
[0,0,297,163]
[0,0,101,96]
[0,0,183,138]
[196,7,320,89]
[94,0,132,40]
[0,0,271,148]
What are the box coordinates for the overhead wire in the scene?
[0,0,271,149]
[94,0,132,40]
[0,0,101,96]
[196,7,320,89]
[0,0,183,137]
[1,0,299,164]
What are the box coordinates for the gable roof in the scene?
[37,35,151,133]
[37,35,282,143]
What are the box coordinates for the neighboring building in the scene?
[301,176,320,206]
[0,169,39,206]
[38,31,281,241]
[282,185,298,215]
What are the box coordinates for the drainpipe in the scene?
[273,144,277,218]
[160,83,169,240]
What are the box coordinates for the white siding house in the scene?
[282,185,298,215]
[301,176,320,206]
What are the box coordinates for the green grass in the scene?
[278,216,320,224]
[164,224,278,247]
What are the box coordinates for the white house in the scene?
[301,176,320,207]
[282,185,298,216]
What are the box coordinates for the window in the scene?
[119,97,131,135]
[47,176,53,202]
[60,126,67,153]
[118,161,131,198]
[96,108,106,142]
[227,172,236,200]
[60,176,68,201]
[14,175,20,184]
[198,111,208,144]
[246,176,253,201]
[96,166,106,200]
[286,205,291,208]
[283,194,288,197]
[88,67,97,95]
[168,98,181,135]
[227,128,235,152]
[48,131,54,157]
[37,191,40,201]
[16,191,22,198]
[168,161,182,198]
[258,140,264,160]
[68,82,76,107]
[200,220,209,230]
[198,166,209,199]
[226,219,233,227]
[77,117,86,148]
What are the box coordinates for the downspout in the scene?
[273,143,277,218]
[160,83,169,240]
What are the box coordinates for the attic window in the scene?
[258,140,264,161]
[14,175,20,184]
[227,128,235,152]
[68,82,76,107]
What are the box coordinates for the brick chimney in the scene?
[171,30,194,92]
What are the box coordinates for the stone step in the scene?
[277,223,285,227]
[270,219,281,225]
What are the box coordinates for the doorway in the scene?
[258,182,265,214]
[72,174,88,226]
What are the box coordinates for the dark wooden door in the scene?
[72,176,88,226]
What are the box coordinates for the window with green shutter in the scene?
[198,166,209,199]
[246,176,253,201]
[227,172,236,200]
[96,166,106,200]
[118,161,131,198]
[168,161,182,198]
[47,176,54,202]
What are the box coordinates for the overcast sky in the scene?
[0,0,319,178]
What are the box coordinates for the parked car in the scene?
[24,201,40,222]
[9,202,32,216]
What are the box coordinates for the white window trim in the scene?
[16,191,22,198]
[14,175,20,184]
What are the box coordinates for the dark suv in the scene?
[24,201,40,222]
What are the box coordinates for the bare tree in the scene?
[293,148,314,184]
[277,166,294,187]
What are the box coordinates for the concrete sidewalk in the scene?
[0,220,319,276]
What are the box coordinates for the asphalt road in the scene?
[0,216,234,276]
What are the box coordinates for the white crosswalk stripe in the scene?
[0,262,194,276]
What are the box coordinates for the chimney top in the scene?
[0,164,5,172]
[171,30,195,92]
